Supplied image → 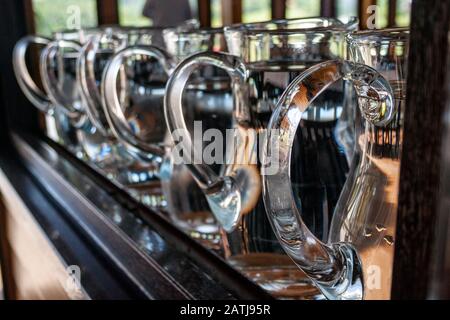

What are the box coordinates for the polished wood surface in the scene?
[0,169,87,300]
[0,192,14,299]
[10,133,271,299]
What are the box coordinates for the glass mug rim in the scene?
[347,27,409,100]
[53,27,107,40]
[163,27,227,59]
[224,16,358,35]
[163,27,224,38]
[53,26,163,43]
[223,17,358,65]
[347,27,409,45]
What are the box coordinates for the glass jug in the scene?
[38,28,126,165]
[38,27,166,193]
[13,31,87,154]
[78,22,200,139]
[76,26,174,204]
[164,17,358,297]
[102,27,230,249]
[262,28,408,299]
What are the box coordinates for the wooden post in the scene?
[23,0,35,34]
[0,0,39,137]
[428,62,450,298]
[97,0,119,26]
[391,0,450,299]
[388,0,397,27]
[271,0,286,20]
[221,0,242,25]
[198,0,212,27]
[22,0,46,132]
[320,0,336,18]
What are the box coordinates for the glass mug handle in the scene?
[101,45,174,157]
[164,52,249,232]
[262,59,396,300]
[77,34,128,137]
[77,35,109,136]
[12,35,52,113]
[40,39,85,125]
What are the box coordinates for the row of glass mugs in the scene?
[13,18,408,300]
[13,23,201,206]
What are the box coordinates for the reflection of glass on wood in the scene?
[335,120,402,300]
[227,253,323,299]
[358,242,395,299]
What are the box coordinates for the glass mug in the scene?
[78,23,201,139]
[76,26,174,205]
[262,28,408,299]
[164,17,358,297]
[13,31,88,154]
[102,28,231,249]
[40,27,170,196]
[38,28,140,175]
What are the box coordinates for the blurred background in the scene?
[30,0,412,36]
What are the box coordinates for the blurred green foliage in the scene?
[32,0,410,36]
[396,0,411,26]
[33,0,97,36]
[242,0,271,23]
[286,0,320,19]
[211,0,222,27]
[118,0,150,26]
[336,0,357,22]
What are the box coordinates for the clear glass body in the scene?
[76,27,173,200]
[164,17,358,298]
[13,29,99,155]
[262,28,408,299]
[39,28,152,184]
[102,28,230,249]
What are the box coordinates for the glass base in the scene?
[171,210,222,251]
[126,180,166,209]
[227,253,324,300]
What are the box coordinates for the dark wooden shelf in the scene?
[1,131,272,300]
